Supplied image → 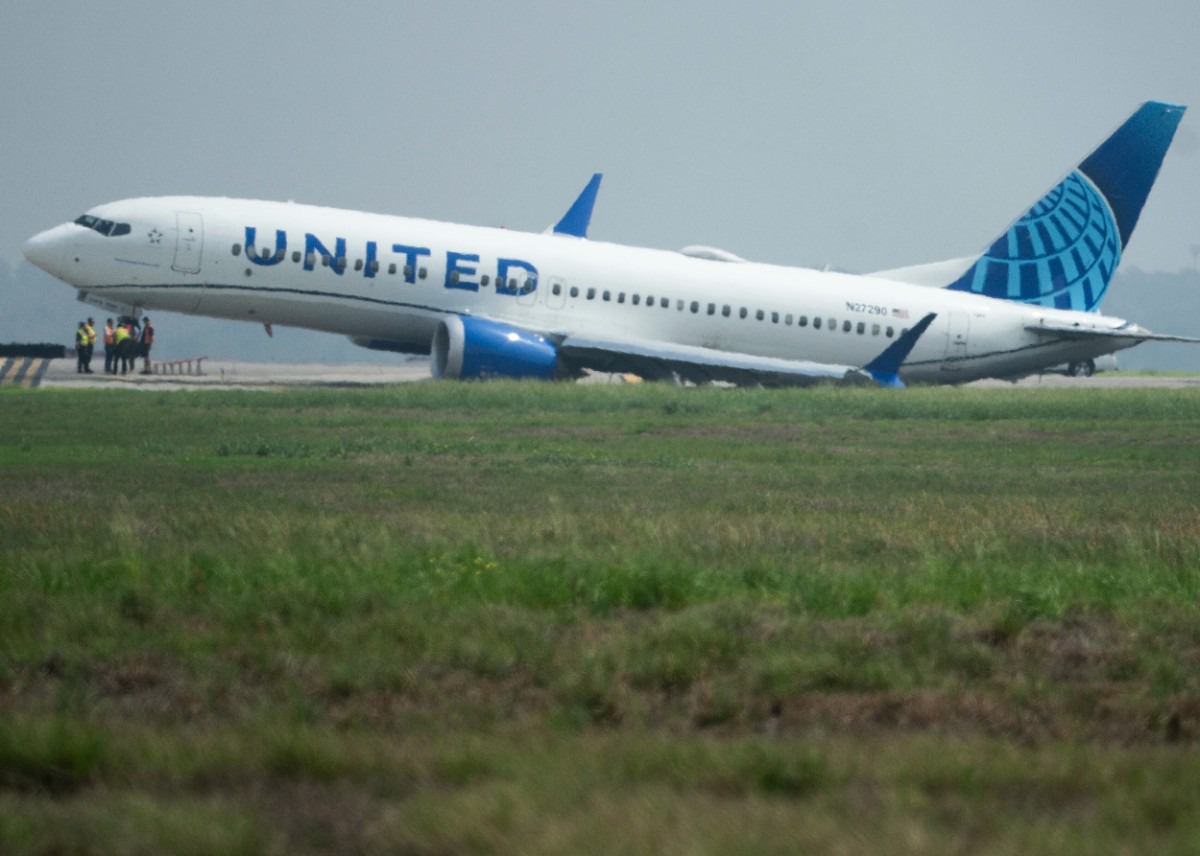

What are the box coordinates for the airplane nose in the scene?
[22,225,70,277]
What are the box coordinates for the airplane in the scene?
[23,101,1198,387]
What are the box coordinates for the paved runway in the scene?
[37,359,433,389]
[27,358,1200,391]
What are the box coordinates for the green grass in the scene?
[2,382,1200,853]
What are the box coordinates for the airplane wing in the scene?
[1024,320,1200,345]
[560,313,937,388]
[867,256,977,287]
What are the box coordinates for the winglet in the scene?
[862,312,937,388]
[552,173,603,238]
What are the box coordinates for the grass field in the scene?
[2,382,1199,854]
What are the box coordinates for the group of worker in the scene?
[74,316,154,375]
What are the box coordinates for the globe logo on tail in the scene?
[947,170,1120,312]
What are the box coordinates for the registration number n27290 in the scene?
[845,301,888,316]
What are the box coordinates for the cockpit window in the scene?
[74,214,132,237]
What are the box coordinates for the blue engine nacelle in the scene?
[431,315,559,380]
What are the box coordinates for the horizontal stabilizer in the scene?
[1024,319,1200,345]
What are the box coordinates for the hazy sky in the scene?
[3,0,1199,280]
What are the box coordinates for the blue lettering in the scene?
[245,227,287,266]
[364,241,377,279]
[496,258,538,296]
[392,244,432,283]
[304,234,347,275]
[445,251,480,291]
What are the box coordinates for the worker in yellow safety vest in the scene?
[75,322,89,373]
[114,321,132,375]
[82,317,96,374]
[103,318,116,374]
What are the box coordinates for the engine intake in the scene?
[431,315,559,380]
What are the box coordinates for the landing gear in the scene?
[1067,359,1095,377]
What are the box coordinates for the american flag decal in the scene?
[892,308,909,319]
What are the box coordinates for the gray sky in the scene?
[3,0,1199,278]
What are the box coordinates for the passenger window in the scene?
[856,322,865,334]
[322,255,331,267]
[292,251,301,263]
[676,299,684,311]
[799,315,807,327]
[646,295,654,306]
[872,324,880,336]
[419,267,427,279]
[450,271,460,284]
[690,301,699,313]
[707,303,716,315]
[275,249,285,262]
[232,244,241,257]
[771,312,779,324]
[756,309,764,321]
[261,247,273,261]
[603,290,611,301]
[587,288,596,300]
[785,314,793,325]
[570,286,579,298]
[522,278,534,294]
[632,294,640,305]
[660,297,669,308]
[813,317,822,329]
[370,260,380,273]
[388,263,397,275]
[739,308,748,319]
[722,305,731,317]
[886,327,895,338]
[843,320,852,333]
[355,259,364,271]
[337,257,348,270]
[552,283,561,296]
[480,274,490,286]
[828,318,836,331]
[618,293,626,304]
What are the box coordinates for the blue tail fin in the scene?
[945,102,1185,312]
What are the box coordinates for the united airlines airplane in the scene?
[23,101,1197,387]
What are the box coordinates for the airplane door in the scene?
[545,277,567,310]
[942,311,969,371]
[172,211,204,274]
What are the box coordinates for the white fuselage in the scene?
[24,196,1137,383]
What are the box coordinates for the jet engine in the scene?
[431,315,559,380]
